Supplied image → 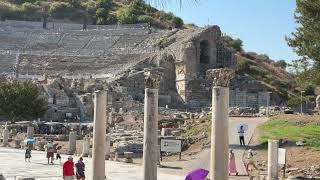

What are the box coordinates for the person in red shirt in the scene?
[63,156,75,180]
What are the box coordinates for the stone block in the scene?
[16,177,35,180]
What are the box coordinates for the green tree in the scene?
[0,80,47,123]
[287,0,320,64]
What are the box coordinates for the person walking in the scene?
[45,140,55,164]
[238,125,245,146]
[63,156,75,180]
[56,145,62,164]
[246,149,259,174]
[228,149,238,176]
[25,147,32,162]
[75,157,85,180]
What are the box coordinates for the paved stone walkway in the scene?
[0,117,267,180]
[0,148,183,180]
[162,117,267,179]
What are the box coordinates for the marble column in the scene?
[143,70,162,180]
[26,126,34,139]
[267,140,279,180]
[68,131,77,155]
[207,68,234,180]
[92,90,107,180]
[2,125,9,147]
[82,135,90,157]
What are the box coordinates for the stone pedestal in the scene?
[26,126,34,139]
[267,140,279,180]
[2,129,9,147]
[143,70,162,180]
[92,90,107,180]
[207,68,234,180]
[68,131,77,155]
[82,135,90,157]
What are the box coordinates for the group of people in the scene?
[63,156,86,180]
[228,149,259,176]
[44,140,61,164]
[24,139,85,180]
[227,125,259,176]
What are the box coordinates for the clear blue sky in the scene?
[151,0,298,62]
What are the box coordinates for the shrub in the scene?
[137,15,153,23]
[231,38,243,52]
[222,35,243,52]
[95,7,116,24]
[97,0,112,9]
[22,2,39,13]
[171,16,183,28]
[236,58,250,74]
[287,96,300,108]
[116,7,138,24]
[49,2,74,18]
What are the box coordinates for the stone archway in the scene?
[200,40,210,64]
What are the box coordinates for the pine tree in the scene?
[287,0,320,64]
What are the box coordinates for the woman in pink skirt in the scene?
[228,149,238,176]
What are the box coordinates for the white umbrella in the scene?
[236,123,249,132]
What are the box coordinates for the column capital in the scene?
[207,68,235,87]
[144,70,163,89]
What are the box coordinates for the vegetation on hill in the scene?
[0,80,47,123]
[258,118,320,148]
[0,0,184,28]
[221,35,294,102]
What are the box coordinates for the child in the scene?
[25,148,31,162]
[56,145,62,164]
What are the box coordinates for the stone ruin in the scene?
[0,20,284,121]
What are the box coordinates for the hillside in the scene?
[221,36,295,101]
[0,0,183,29]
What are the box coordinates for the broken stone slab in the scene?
[124,151,133,163]
[16,177,35,180]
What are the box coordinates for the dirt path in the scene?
[161,117,268,178]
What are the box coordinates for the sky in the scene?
[151,0,298,62]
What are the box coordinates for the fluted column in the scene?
[92,90,107,180]
[208,68,234,180]
[143,70,162,180]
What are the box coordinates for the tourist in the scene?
[238,125,245,146]
[246,149,258,173]
[56,145,62,164]
[45,140,54,164]
[228,149,238,176]
[75,157,85,180]
[25,147,31,162]
[63,156,75,180]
